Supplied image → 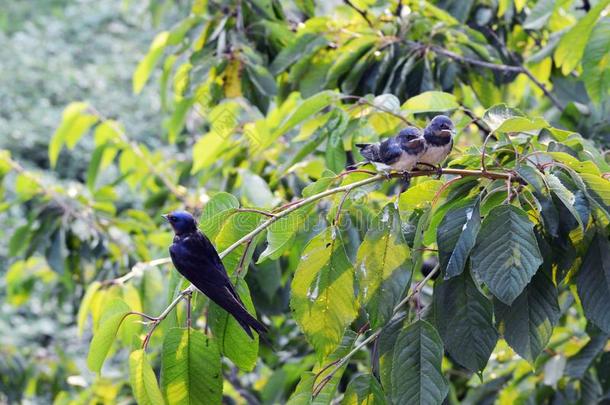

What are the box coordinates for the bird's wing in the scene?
[378,138,403,165]
[402,137,426,155]
[355,143,380,162]
[169,232,238,297]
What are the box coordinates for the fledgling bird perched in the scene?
[418,115,455,172]
[355,127,427,177]
[163,211,267,339]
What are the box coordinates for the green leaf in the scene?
[161,328,222,405]
[77,281,102,337]
[258,206,313,263]
[494,270,560,363]
[326,36,377,88]
[199,192,240,239]
[401,91,458,114]
[433,271,498,372]
[390,320,449,405]
[272,90,337,139]
[398,180,443,211]
[356,204,411,328]
[9,223,31,256]
[214,212,262,274]
[240,170,276,208]
[290,228,358,357]
[482,104,524,132]
[582,18,610,104]
[245,61,277,96]
[324,111,348,174]
[554,0,610,75]
[133,31,170,94]
[208,281,259,371]
[342,374,386,405]
[87,299,131,373]
[270,33,328,75]
[545,172,584,230]
[493,116,549,133]
[377,316,405,393]
[577,233,610,333]
[192,102,240,173]
[471,205,543,305]
[581,173,610,217]
[49,102,98,168]
[129,349,165,405]
[437,199,481,279]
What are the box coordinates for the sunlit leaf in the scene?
[401,91,458,114]
[133,31,170,94]
[161,328,222,405]
[290,228,358,357]
[129,349,165,405]
[577,233,610,333]
[87,299,131,373]
[356,204,411,328]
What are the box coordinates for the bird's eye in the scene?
[168,215,175,221]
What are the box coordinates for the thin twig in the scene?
[343,0,373,27]
[235,208,277,217]
[333,188,353,226]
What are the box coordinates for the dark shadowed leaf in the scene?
[471,205,542,305]
[437,199,481,279]
[433,270,498,371]
[494,270,560,363]
[576,232,610,333]
[389,320,448,405]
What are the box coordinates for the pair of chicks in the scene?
[356,115,455,177]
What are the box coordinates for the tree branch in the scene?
[343,0,373,27]
[136,168,524,346]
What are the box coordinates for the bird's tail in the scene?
[355,143,380,162]
[234,308,268,339]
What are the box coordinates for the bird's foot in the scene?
[383,170,392,181]
[400,170,411,184]
[435,165,443,179]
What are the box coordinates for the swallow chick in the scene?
[418,115,455,175]
[355,127,427,180]
[163,211,267,339]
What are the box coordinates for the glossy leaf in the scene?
[437,199,481,279]
[582,18,610,104]
[133,31,170,94]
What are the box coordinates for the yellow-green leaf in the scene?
[87,299,131,373]
[401,91,458,114]
[129,349,165,405]
[133,31,170,94]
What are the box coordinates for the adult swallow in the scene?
[355,127,427,175]
[418,115,455,171]
[163,211,267,338]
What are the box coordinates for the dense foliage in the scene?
[1,0,609,404]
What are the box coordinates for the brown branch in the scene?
[429,45,564,111]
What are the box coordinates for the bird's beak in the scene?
[161,214,169,221]
[440,129,455,137]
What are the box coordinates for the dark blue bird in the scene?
[419,115,455,169]
[355,127,426,174]
[163,211,267,338]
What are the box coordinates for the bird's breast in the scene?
[419,143,452,165]
[390,151,419,171]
